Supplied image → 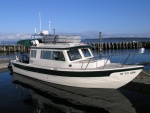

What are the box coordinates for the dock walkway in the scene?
[0,59,9,70]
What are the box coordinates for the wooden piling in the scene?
[99,32,102,52]
[0,40,150,52]
[0,44,28,52]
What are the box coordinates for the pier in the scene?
[0,44,29,52]
[0,40,149,52]
[90,41,150,50]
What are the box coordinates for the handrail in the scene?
[43,35,48,44]
[81,61,84,69]
[121,54,131,67]
[103,53,141,68]
[103,56,111,69]
[128,54,135,64]
[102,52,141,57]
[85,58,92,70]
[80,52,142,70]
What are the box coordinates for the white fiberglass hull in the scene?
[11,63,143,89]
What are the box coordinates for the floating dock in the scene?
[0,59,9,70]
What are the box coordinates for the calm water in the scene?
[0,49,150,113]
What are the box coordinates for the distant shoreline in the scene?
[83,37,150,40]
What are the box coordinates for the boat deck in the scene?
[13,60,143,72]
[97,63,131,69]
[57,63,142,71]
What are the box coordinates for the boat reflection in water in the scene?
[12,73,136,113]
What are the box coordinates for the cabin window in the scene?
[52,51,65,61]
[41,51,51,59]
[67,49,81,61]
[81,48,91,57]
[30,50,37,58]
[40,50,65,61]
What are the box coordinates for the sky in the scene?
[0,0,150,40]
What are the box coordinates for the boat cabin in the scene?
[27,34,110,69]
[29,43,110,69]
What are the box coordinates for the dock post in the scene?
[99,32,102,52]
[99,32,102,58]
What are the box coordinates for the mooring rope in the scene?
[142,70,150,76]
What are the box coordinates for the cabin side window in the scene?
[30,50,37,58]
[40,50,65,61]
[81,48,91,57]
[67,49,82,61]
[52,51,65,61]
[41,51,51,59]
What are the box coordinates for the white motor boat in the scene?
[11,31,143,89]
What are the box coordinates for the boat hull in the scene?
[11,62,143,89]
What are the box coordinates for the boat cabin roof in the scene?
[30,43,93,50]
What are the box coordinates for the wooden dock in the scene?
[0,59,9,70]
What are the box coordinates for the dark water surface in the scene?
[0,70,150,113]
[0,71,34,113]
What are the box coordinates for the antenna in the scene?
[35,27,37,34]
[39,12,42,32]
[49,21,51,34]
[53,29,55,35]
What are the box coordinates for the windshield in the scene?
[67,49,82,61]
[81,48,91,57]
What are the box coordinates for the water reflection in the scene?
[12,73,136,113]
[0,52,15,59]
[0,52,29,60]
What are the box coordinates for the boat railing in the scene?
[104,53,142,69]
[85,58,92,69]
[84,53,142,70]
